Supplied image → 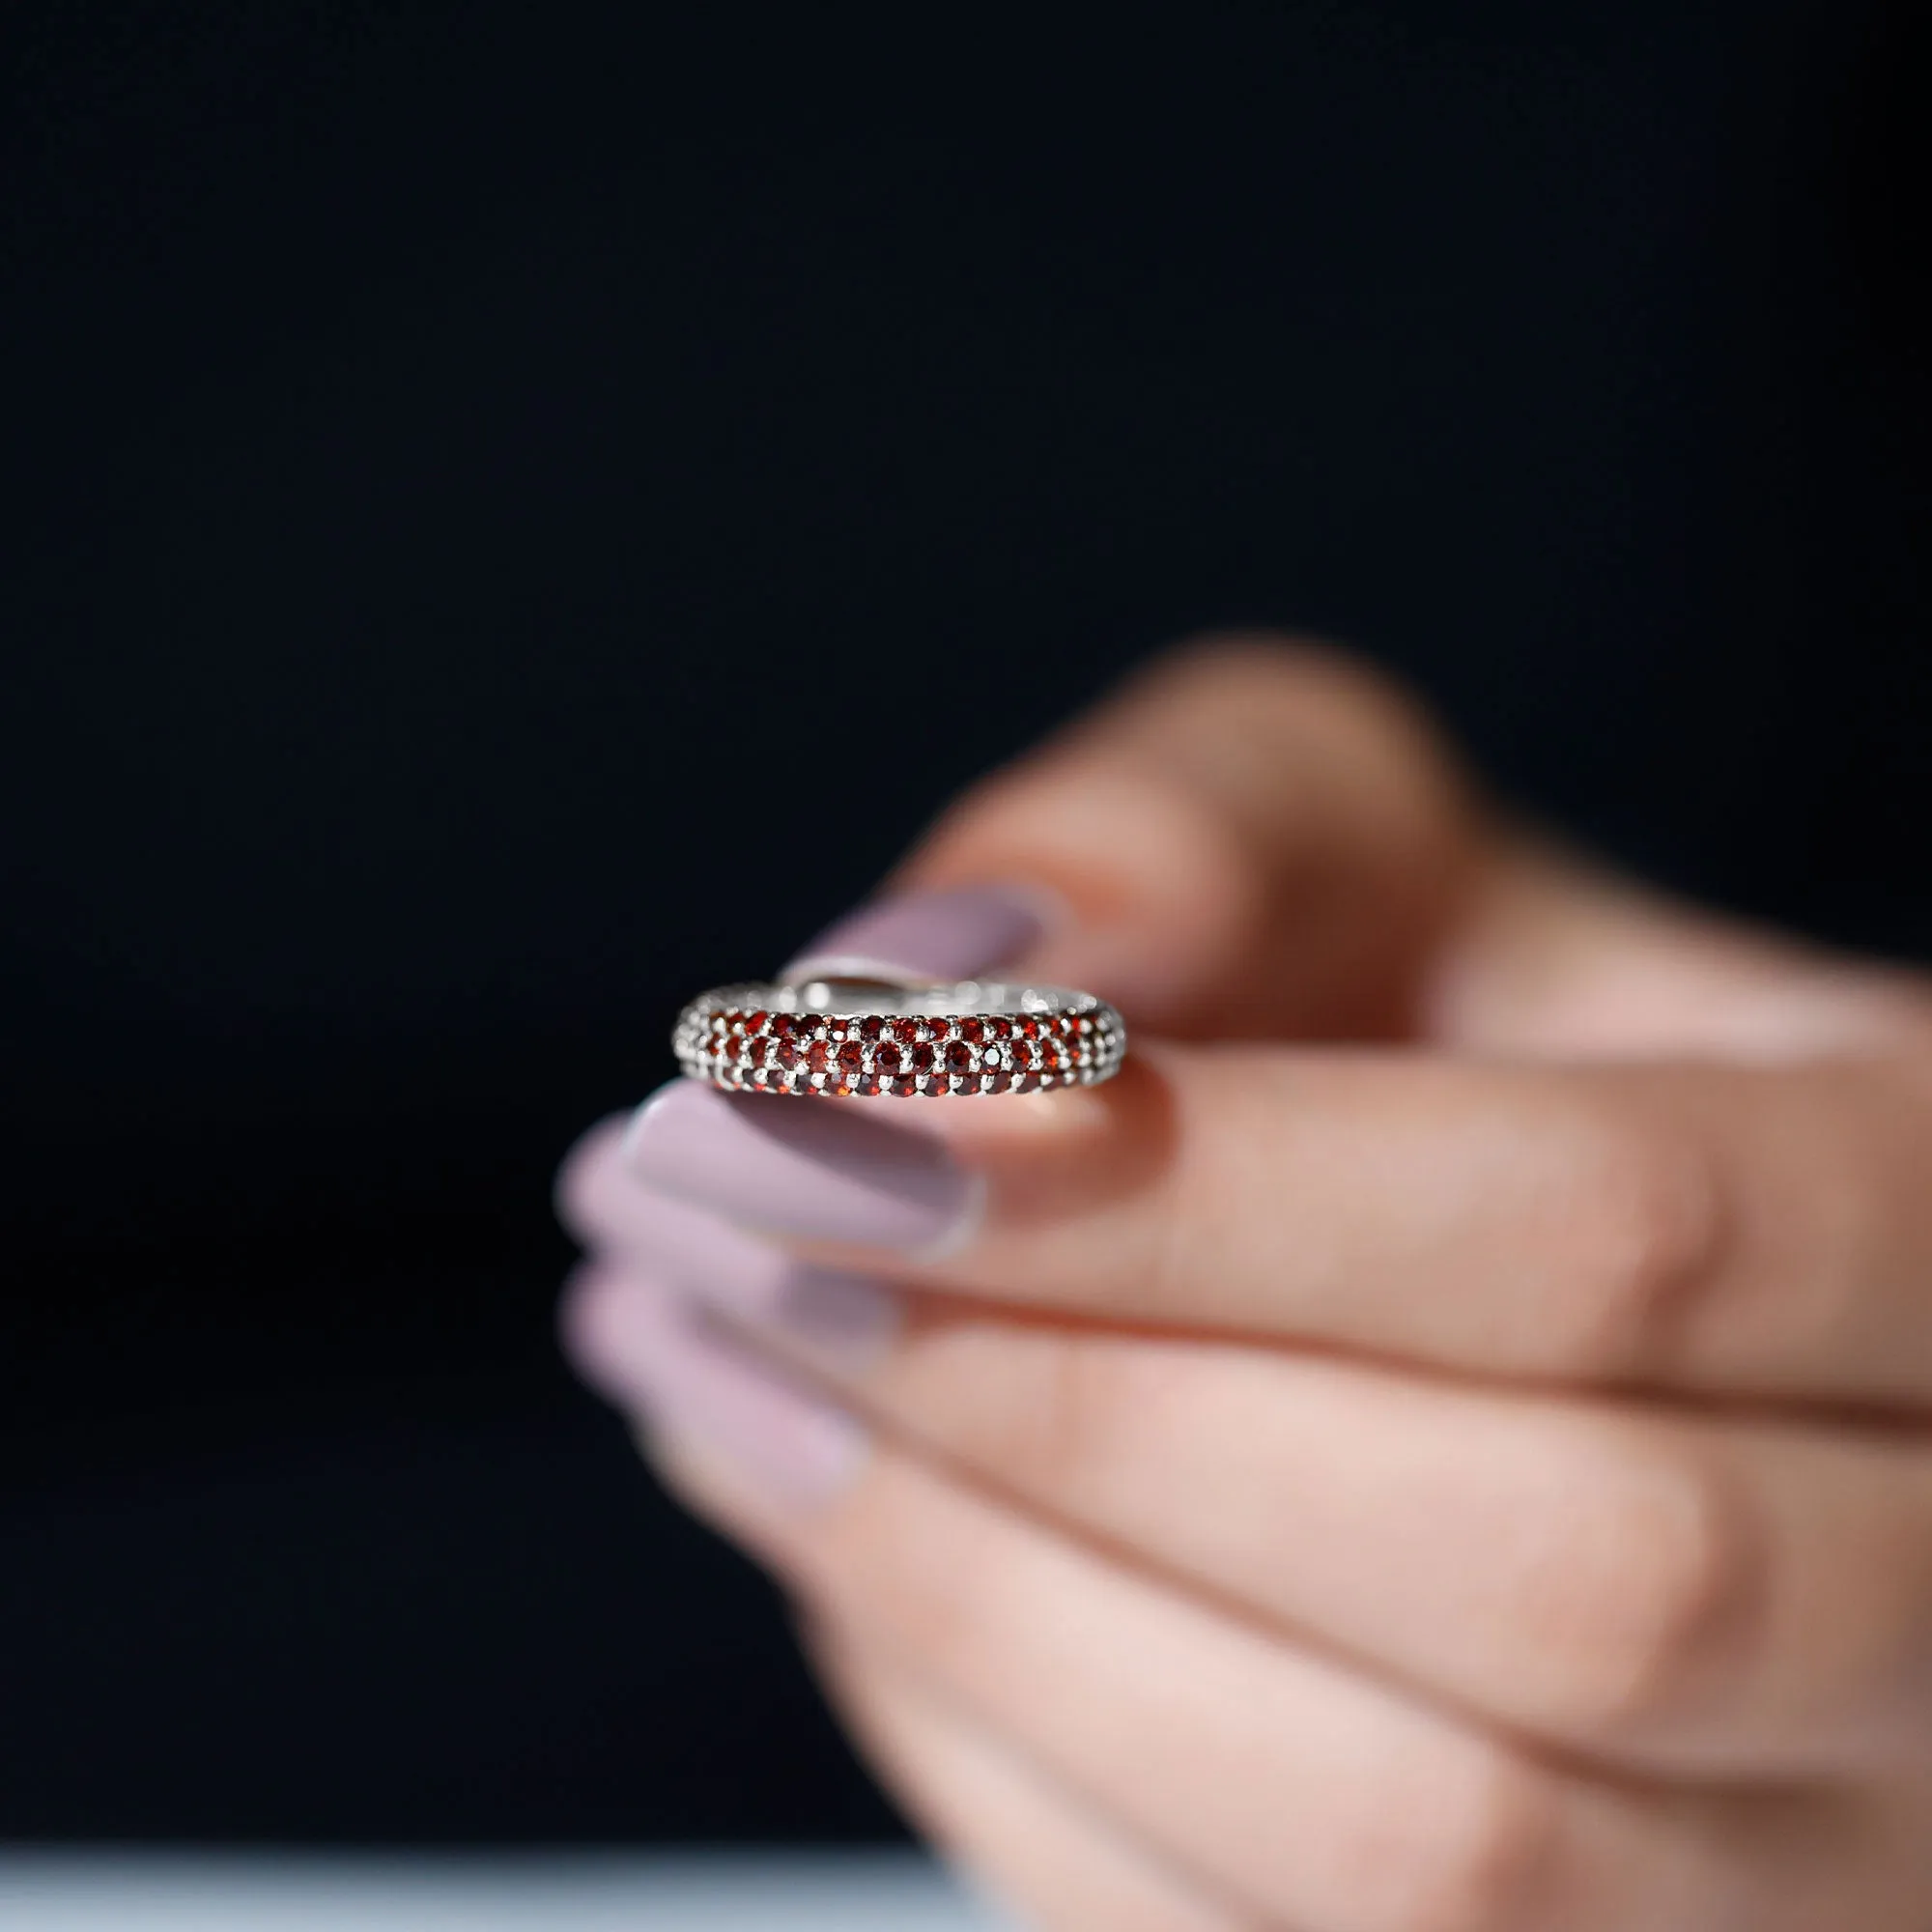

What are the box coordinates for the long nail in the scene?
[563,1264,868,1508]
[559,1116,902,1371]
[782,883,1054,983]
[624,1079,981,1254]
[559,1112,786,1276]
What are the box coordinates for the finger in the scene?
[788,635,1482,1039]
[573,1279,1928,1931]
[622,1037,1932,1405]
[1425,836,1932,1063]
[761,1299,1932,1777]
[810,1625,1252,1932]
[783,635,1924,1059]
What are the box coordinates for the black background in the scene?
[1,2,1925,1842]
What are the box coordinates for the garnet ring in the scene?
[673,979,1127,1098]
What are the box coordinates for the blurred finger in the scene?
[811,1625,1251,1932]
[781,635,1926,1061]
[787,636,1481,1039]
[622,1038,1932,1405]
[571,1273,1926,1931]
[781,1308,1932,1777]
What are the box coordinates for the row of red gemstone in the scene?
[713,1059,1065,1099]
[711,1035,1078,1076]
[711,1009,1095,1045]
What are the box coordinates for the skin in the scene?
[580,639,1932,1929]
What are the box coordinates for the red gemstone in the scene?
[773,1037,801,1071]
[838,1039,864,1073]
[858,1015,884,1043]
[874,1041,903,1077]
[981,1015,1012,1041]
[944,1038,976,1076]
[923,1015,952,1041]
[892,1074,923,1097]
[891,1016,922,1046]
[1055,1013,1077,1037]
[806,1040,832,1074]
[958,1016,986,1044]
[746,1009,769,1034]
[981,1068,1013,1094]
[1011,1070,1041,1094]
[909,1042,937,1076]
[1018,1016,1041,1039]
[1009,1038,1037,1070]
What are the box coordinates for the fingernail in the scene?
[557,1119,902,1369]
[623,1079,981,1253]
[562,1264,868,1507]
[558,1112,790,1278]
[782,883,1055,983]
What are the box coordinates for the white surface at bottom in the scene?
[0,1852,1015,1930]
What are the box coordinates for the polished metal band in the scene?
[674,979,1127,1098]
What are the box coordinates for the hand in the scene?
[561,639,1932,1931]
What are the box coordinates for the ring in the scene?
[673,978,1127,1098]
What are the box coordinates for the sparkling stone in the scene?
[807,1040,832,1075]
[909,1042,938,1077]
[944,1038,977,1076]
[838,1039,864,1074]
[874,1041,903,1078]
[891,1016,922,1046]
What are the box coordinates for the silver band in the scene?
[674,978,1127,1098]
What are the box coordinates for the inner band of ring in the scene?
[673,979,1127,1098]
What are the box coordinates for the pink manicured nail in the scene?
[782,883,1052,983]
[557,1115,901,1371]
[563,1264,868,1507]
[623,1080,980,1253]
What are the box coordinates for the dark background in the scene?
[1,1,1925,1843]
